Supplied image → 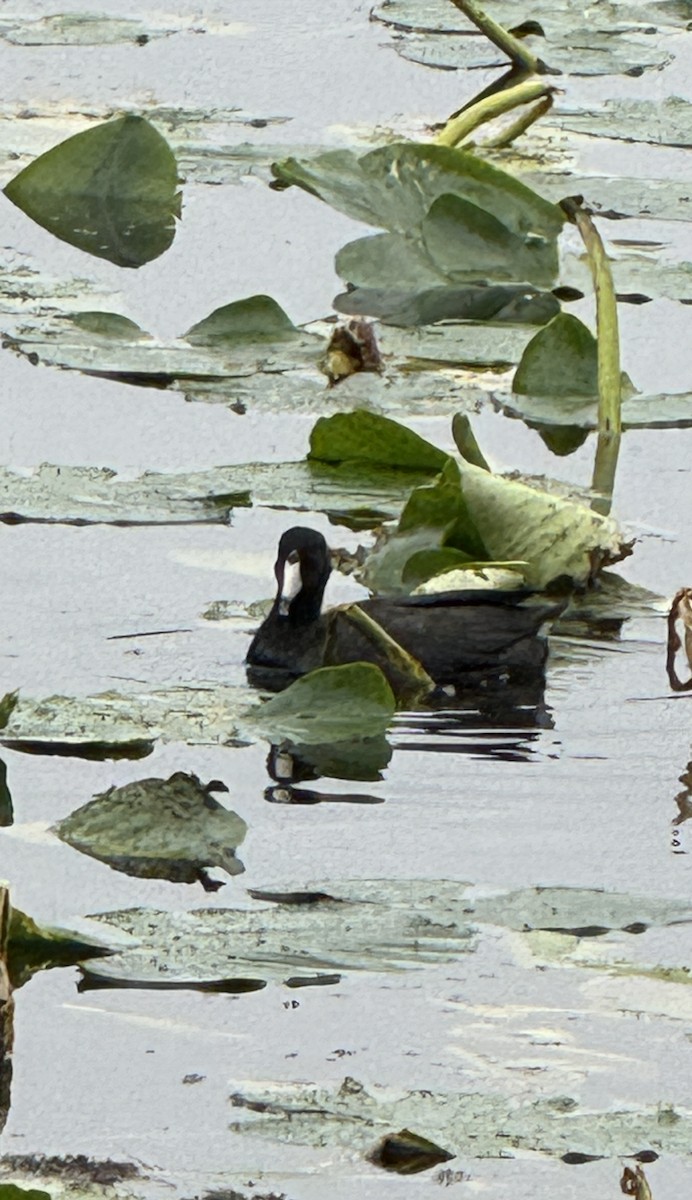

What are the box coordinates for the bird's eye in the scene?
[287,549,300,565]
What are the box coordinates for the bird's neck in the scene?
[285,587,325,626]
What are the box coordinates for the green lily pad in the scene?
[272,142,564,242]
[513,313,599,397]
[557,96,692,147]
[3,115,181,267]
[247,663,396,745]
[54,772,247,890]
[500,313,692,432]
[0,459,430,528]
[308,410,447,471]
[184,295,299,345]
[382,25,671,77]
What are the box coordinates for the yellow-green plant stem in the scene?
[560,197,622,513]
[436,79,552,148]
[591,431,621,517]
[561,199,622,437]
[481,93,554,148]
[449,0,539,72]
[337,604,434,702]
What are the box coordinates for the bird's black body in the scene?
[246,528,560,708]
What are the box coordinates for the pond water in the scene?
[1,2,692,1198]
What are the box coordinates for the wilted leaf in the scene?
[4,115,181,267]
[456,459,629,587]
[54,772,247,889]
[247,663,396,745]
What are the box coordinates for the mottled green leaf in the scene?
[54,772,247,889]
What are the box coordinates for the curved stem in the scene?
[435,79,553,148]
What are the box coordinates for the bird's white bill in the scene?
[278,557,303,615]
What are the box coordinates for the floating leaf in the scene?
[309,410,447,472]
[557,96,692,148]
[83,879,478,990]
[0,460,430,528]
[513,313,598,397]
[3,115,180,267]
[184,295,298,345]
[273,143,564,242]
[54,772,247,890]
[500,314,692,432]
[247,664,396,745]
[334,282,559,326]
[371,0,690,60]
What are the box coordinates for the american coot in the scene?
[246,527,562,704]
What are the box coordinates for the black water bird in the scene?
[246,527,561,708]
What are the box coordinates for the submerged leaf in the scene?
[54,772,247,889]
[247,663,396,745]
[3,115,180,267]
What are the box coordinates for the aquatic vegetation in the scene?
[3,116,181,267]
